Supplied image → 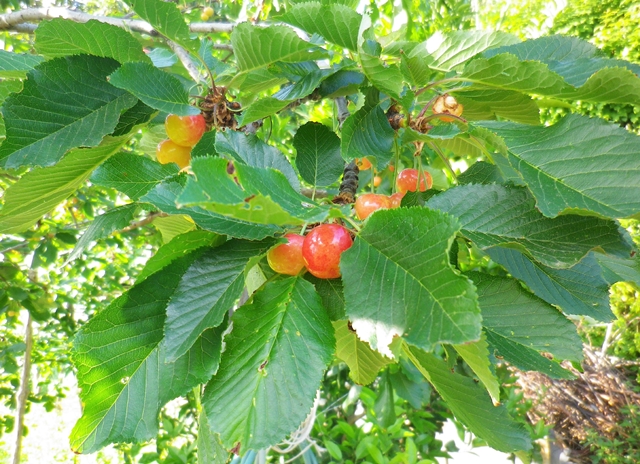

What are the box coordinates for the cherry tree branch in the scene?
[0,8,234,34]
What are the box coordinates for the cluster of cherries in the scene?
[200,6,214,21]
[354,159,432,220]
[156,114,207,169]
[267,162,432,279]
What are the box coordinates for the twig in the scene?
[0,8,234,34]
[12,313,33,464]
[119,211,167,232]
[167,41,202,83]
[335,97,350,128]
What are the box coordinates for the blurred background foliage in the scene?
[0,0,639,462]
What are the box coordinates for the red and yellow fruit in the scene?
[389,192,404,208]
[356,158,372,171]
[396,168,432,193]
[302,224,353,279]
[156,139,192,169]
[165,114,206,147]
[354,193,391,220]
[267,234,306,276]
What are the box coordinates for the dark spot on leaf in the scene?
[244,194,256,202]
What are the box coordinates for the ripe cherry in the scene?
[156,139,191,169]
[302,224,353,279]
[373,175,382,187]
[354,193,391,220]
[165,114,206,147]
[356,158,372,170]
[267,234,306,276]
[389,192,404,208]
[396,168,432,193]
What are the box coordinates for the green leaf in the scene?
[594,254,640,287]
[0,136,130,234]
[455,89,541,125]
[111,100,157,137]
[333,320,393,385]
[426,184,632,268]
[66,204,139,264]
[90,152,180,200]
[484,35,640,88]
[0,50,44,78]
[215,130,300,191]
[453,334,500,404]
[34,19,150,63]
[305,275,345,320]
[179,157,328,226]
[109,62,199,116]
[484,115,640,219]
[471,272,583,362]
[457,161,505,185]
[484,329,574,379]
[406,345,531,453]
[136,230,224,283]
[342,208,481,355]
[230,23,326,87]
[318,70,365,98]
[236,97,291,126]
[192,131,218,158]
[425,30,520,72]
[71,255,227,453]
[341,89,395,167]
[487,248,613,321]
[0,55,137,168]
[203,277,335,451]
[124,0,198,54]
[273,69,328,101]
[373,370,396,428]
[164,239,275,361]
[197,413,228,464]
[294,122,344,187]
[153,215,195,243]
[280,2,361,51]
[461,53,571,96]
[141,180,283,240]
[359,49,403,99]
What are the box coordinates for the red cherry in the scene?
[267,234,306,276]
[396,168,432,193]
[302,224,353,279]
[389,192,404,208]
[354,193,391,220]
[165,114,206,147]
[156,139,191,169]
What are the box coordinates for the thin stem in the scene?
[341,216,362,233]
[392,139,400,193]
[415,77,467,97]
[417,94,440,119]
[12,313,33,464]
[428,142,458,184]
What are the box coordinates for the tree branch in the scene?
[0,8,234,34]
[167,41,202,83]
[120,211,168,232]
[12,313,32,464]
[335,97,350,128]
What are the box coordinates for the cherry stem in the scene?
[342,216,362,233]
[415,77,465,97]
[428,141,458,183]
[417,94,439,119]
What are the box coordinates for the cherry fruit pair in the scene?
[156,114,206,169]
[267,225,353,279]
